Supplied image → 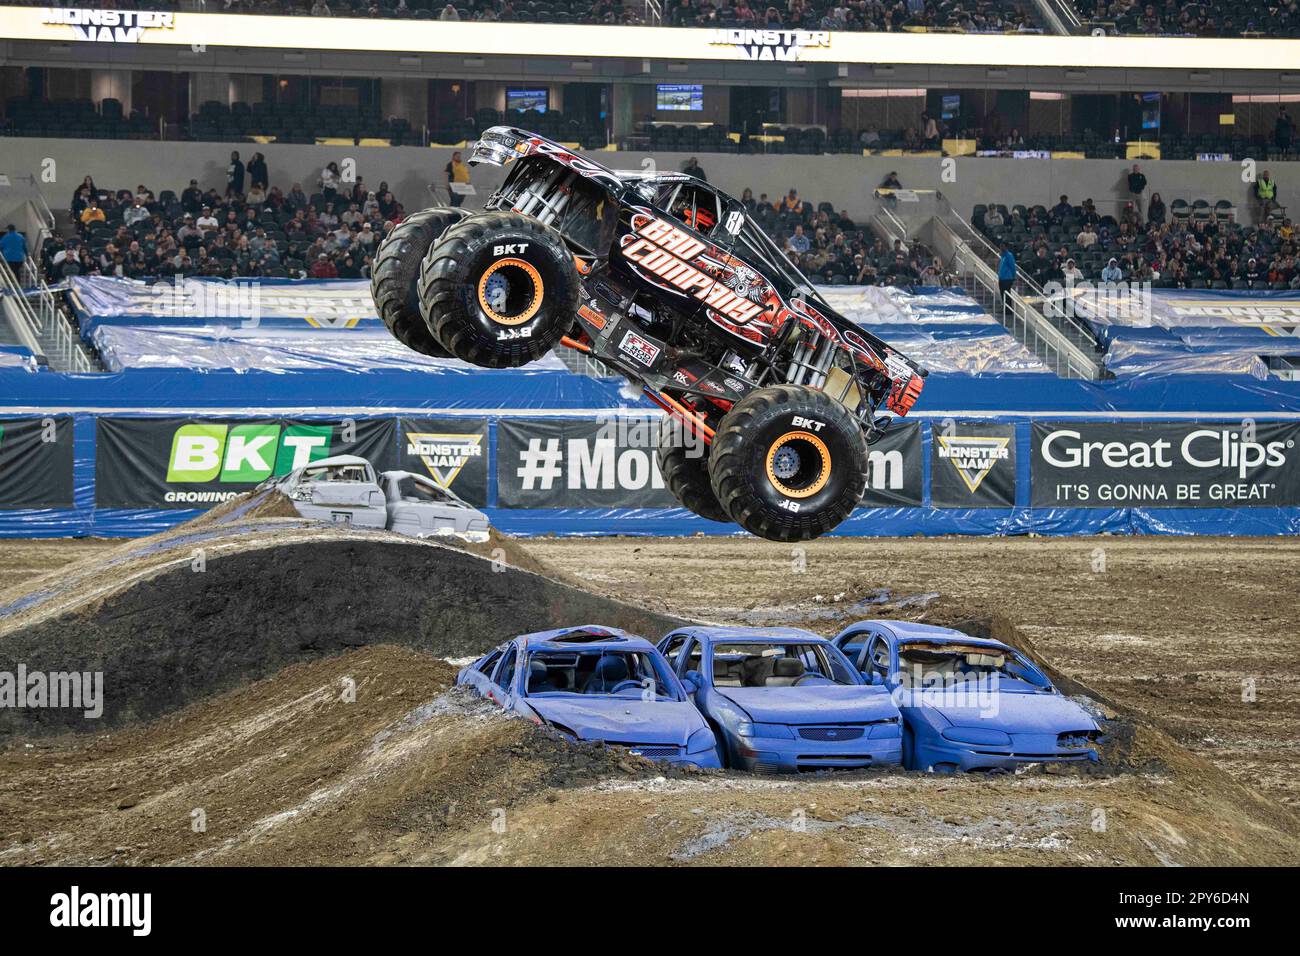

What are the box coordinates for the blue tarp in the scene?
[0,365,632,410]
[68,276,383,334]
[90,325,578,375]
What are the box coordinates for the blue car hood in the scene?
[905,689,1097,734]
[527,696,700,745]
[717,685,900,724]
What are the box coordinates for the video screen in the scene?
[656,83,703,112]
[941,93,961,121]
[1140,91,1161,130]
[506,88,548,113]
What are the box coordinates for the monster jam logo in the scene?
[43,9,175,43]
[405,433,483,488]
[936,435,1010,494]
[166,423,335,483]
[709,29,831,61]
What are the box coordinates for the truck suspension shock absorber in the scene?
[784,331,835,388]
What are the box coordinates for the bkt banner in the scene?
[1031,420,1300,508]
[96,416,397,508]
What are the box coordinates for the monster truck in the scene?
[371,126,927,541]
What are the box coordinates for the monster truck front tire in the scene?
[709,385,868,542]
[418,211,580,368]
[656,420,729,523]
[370,206,468,357]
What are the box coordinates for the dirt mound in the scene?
[0,529,684,738]
[0,646,692,866]
[3,533,1298,865]
[191,488,576,584]
[195,487,303,525]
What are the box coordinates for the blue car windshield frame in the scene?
[523,649,683,700]
[707,641,859,687]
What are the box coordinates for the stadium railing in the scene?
[928,204,1104,379]
[0,258,97,372]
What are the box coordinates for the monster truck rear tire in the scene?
[370,206,468,357]
[656,421,728,523]
[708,384,867,542]
[418,211,580,368]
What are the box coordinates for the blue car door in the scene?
[487,644,521,710]
[658,633,690,674]
[461,648,504,697]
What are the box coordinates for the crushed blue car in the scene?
[832,621,1103,773]
[456,625,722,769]
[655,626,902,773]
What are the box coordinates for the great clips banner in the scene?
[1031,420,1300,509]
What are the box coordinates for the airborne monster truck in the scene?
[371,127,927,541]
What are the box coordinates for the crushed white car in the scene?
[264,454,490,541]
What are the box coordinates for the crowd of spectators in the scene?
[43,151,942,289]
[729,173,950,285]
[978,183,1300,289]
[15,0,1300,37]
[662,0,1040,31]
[1074,1,1300,37]
[47,156,409,282]
[9,0,1043,32]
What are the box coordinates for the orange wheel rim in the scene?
[477,258,543,326]
[765,430,831,499]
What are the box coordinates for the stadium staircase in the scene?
[0,192,99,372]
[870,193,1106,379]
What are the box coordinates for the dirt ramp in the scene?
[0,535,684,738]
[0,646,675,866]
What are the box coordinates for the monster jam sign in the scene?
[42,9,175,43]
[0,416,75,510]
[95,416,397,508]
[398,417,488,507]
[930,422,1017,509]
[1031,420,1300,508]
[709,29,831,61]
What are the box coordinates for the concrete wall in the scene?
[3,136,1297,224]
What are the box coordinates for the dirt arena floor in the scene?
[1,531,1297,866]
